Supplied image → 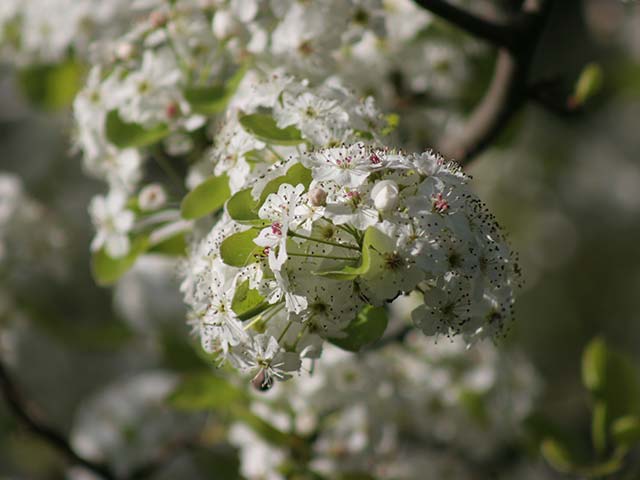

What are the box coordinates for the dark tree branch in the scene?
[0,359,116,479]
[413,0,523,51]
[415,0,556,166]
[0,355,203,480]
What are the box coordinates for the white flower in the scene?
[275,90,348,145]
[302,143,380,188]
[89,190,135,258]
[324,188,379,230]
[411,275,473,337]
[243,334,302,384]
[254,183,305,271]
[191,265,248,356]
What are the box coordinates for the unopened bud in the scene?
[212,10,238,39]
[308,187,328,207]
[115,42,135,61]
[138,184,167,211]
[371,180,399,211]
[149,11,167,28]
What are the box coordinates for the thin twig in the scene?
[416,0,556,165]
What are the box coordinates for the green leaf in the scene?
[541,438,576,474]
[225,164,312,225]
[612,416,640,447]
[91,236,149,286]
[239,113,304,145]
[225,188,264,225]
[314,227,380,280]
[18,60,84,110]
[381,113,399,136]
[148,232,188,256]
[542,437,626,477]
[181,174,231,220]
[232,280,270,321]
[167,373,246,411]
[329,305,388,352]
[572,62,604,107]
[582,338,640,421]
[583,337,608,392]
[219,229,263,267]
[105,110,169,148]
[259,163,313,205]
[184,64,246,115]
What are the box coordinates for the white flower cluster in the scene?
[229,321,540,480]
[0,0,135,65]
[67,0,520,385]
[74,0,477,254]
[181,88,519,384]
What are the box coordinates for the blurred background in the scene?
[0,0,639,478]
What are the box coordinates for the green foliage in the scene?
[231,279,270,320]
[167,373,247,410]
[612,416,640,448]
[239,113,304,145]
[571,63,604,107]
[219,228,263,267]
[184,64,247,115]
[225,163,312,225]
[180,174,231,219]
[582,338,640,421]
[148,231,188,256]
[329,305,388,352]
[258,163,312,205]
[540,338,640,478]
[314,227,380,280]
[226,188,263,225]
[17,60,84,110]
[91,235,148,286]
[105,110,169,148]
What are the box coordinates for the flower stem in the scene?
[288,252,358,261]
[288,231,360,251]
[277,319,293,342]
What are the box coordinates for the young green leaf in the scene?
[148,231,187,256]
[329,305,388,352]
[582,338,640,421]
[239,113,304,145]
[314,227,381,280]
[541,438,577,474]
[220,228,263,267]
[184,63,247,114]
[232,280,270,320]
[105,110,169,148]
[612,415,640,447]
[259,163,313,205]
[91,235,149,286]
[181,174,231,220]
[18,60,84,110]
[226,188,266,225]
[582,337,607,393]
[167,373,247,411]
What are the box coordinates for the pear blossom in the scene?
[89,190,135,258]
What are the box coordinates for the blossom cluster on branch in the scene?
[66,0,521,385]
